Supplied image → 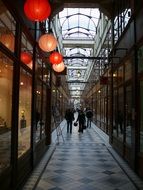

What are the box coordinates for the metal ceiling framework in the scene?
[50,1,131,100]
[57,8,102,98]
[50,0,114,19]
[48,0,123,101]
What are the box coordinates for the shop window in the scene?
[21,33,33,69]
[52,89,62,129]
[42,85,47,137]
[113,89,118,136]
[35,79,47,143]
[125,60,132,81]
[113,71,118,87]
[118,66,123,85]
[51,86,57,130]
[36,59,42,80]
[139,81,143,152]
[0,52,13,173]
[125,85,132,146]
[0,2,16,52]
[113,67,124,140]
[18,69,32,157]
[138,47,143,73]
[35,81,42,143]
[118,87,124,140]
[96,90,101,124]
[43,66,50,84]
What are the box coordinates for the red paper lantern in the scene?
[0,33,15,51]
[24,0,51,22]
[52,62,65,73]
[49,52,63,65]
[21,52,32,64]
[38,34,57,52]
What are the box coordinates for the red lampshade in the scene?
[38,34,57,52]
[24,0,51,22]
[0,33,15,51]
[49,52,63,65]
[52,62,65,73]
[21,51,32,64]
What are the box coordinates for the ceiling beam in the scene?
[64,56,108,59]
[63,39,94,48]
[69,89,84,91]
[66,81,88,83]
[66,66,87,69]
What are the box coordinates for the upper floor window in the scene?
[0,1,16,52]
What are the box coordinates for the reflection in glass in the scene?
[138,47,143,73]
[0,1,16,52]
[42,85,46,138]
[114,4,131,44]
[118,87,124,139]
[18,69,32,157]
[35,81,42,143]
[21,32,33,69]
[113,89,117,136]
[125,60,131,81]
[125,85,132,146]
[140,81,143,152]
[0,52,13,173]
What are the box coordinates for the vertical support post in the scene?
[131,2,139,170]
[109,7,115,144]
[31,21,37,167]
[11,21,21,189]
[45,70,52,145]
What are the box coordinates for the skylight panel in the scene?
[67,8,79,15]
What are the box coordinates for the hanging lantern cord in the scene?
[48,18,50,33]
[48,18,53,34]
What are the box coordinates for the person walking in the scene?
[65,108,74,133]
[76,109,86,133]
[86,108,93,128]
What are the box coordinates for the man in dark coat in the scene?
[86,108,93,128]
[65,108,74,133]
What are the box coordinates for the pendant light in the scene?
[38,33,57,52]
[52,62,65,73]
[21,51,32,64]
[24,0,51,22]
[49,51,63,65]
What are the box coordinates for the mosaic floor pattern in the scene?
[27,123,141,190]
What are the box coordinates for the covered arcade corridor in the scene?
[1,0,143,189]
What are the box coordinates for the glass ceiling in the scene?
[58,8,100,98]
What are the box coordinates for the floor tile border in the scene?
[23,122,66,190]
[22,144,56,190]
[92,123,143,190]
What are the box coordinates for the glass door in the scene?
[125,85,132,146]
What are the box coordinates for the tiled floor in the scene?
[23,120,143,190]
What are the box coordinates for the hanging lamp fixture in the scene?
[21,51,32,64]
[38,33,57,52]
[49,51,63,65]
[24,0,51,22]
[52,62,65,73]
